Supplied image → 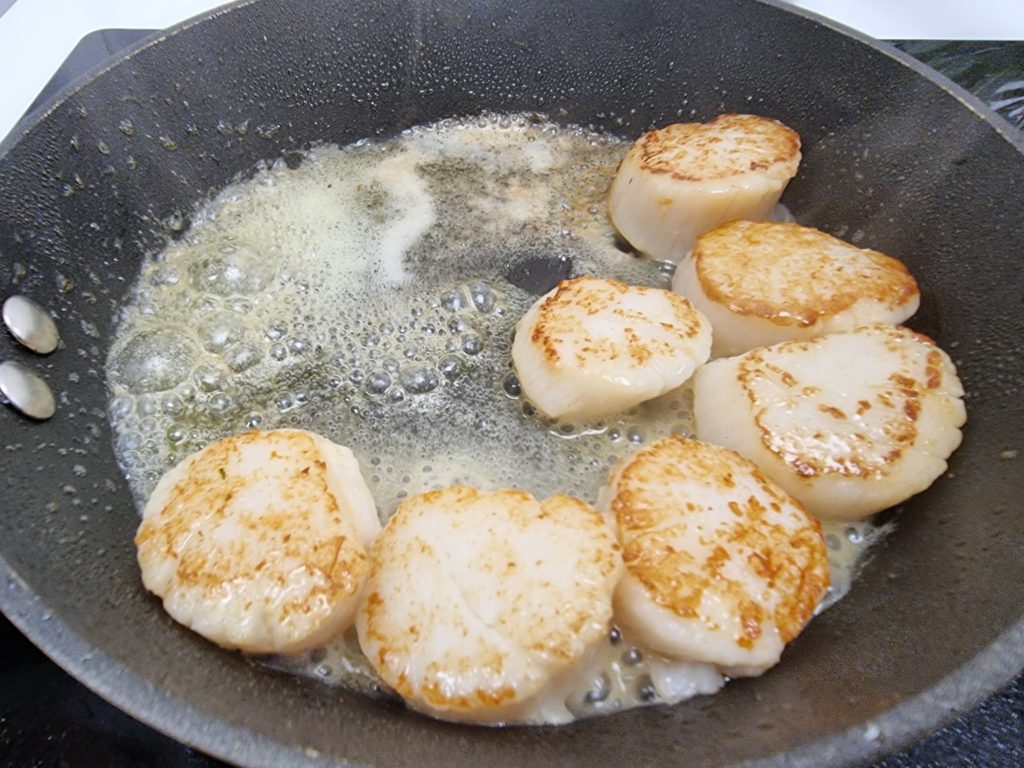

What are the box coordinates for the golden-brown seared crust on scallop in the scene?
[607,437,828,660]
[357,485,622,723]
[608,114,802,261]
[511,276,712,421]
[135,429,378,654]
[530,277,707,369]
[693,221,919,327]
[736,326,959,479]
[632,115,801,183]
[693,324,967,520]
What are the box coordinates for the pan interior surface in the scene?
[0,0,1022,766]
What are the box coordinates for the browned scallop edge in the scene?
[693,221,920,326]
[610,436,829,647]
[537,494,622,661]
[740,327,953,478]
[634,114,801,182]
[530,276,703,367]
[135,430,364,607]
[359,486,618,711]
[360,486,525,708]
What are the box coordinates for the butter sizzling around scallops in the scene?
[113,114,912,724]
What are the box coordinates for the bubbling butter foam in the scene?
[108,115,669,510]
[108,113,887,722]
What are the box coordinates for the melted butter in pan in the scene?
[107,113,886,722]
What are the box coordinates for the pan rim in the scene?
[5,537,1023,766]
[1,0,1022,765]
[0,0,261,159]
[2,0,1023,161]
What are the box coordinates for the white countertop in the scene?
[1,0,1023,144]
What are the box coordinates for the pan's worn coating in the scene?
[1,0,1022,766]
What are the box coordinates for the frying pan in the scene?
[1,0,1022,766]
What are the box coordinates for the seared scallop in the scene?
[356,486,623,724]
[135,429,380,655]
[693,324,966,521]
[511,276,711,421]
[673,220,921,357]
[608,114,801,261]
[598,436,829,677]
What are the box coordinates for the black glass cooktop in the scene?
[1,29,1022,768]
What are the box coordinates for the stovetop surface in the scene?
[1,27,1023,768]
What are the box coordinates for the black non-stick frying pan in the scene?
[1,1,1022,766]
